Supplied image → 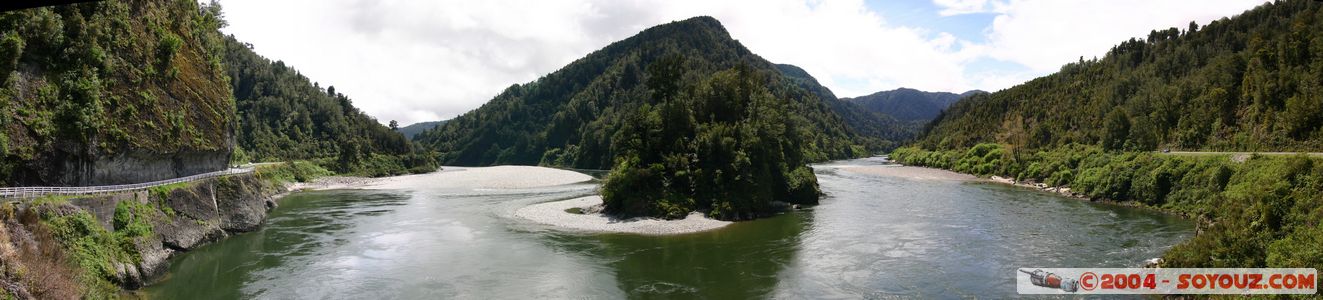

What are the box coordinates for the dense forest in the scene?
[601,60,822,220]
[222,34,436,176]
[775,64,916,151]
[842,88,981,122]
[895,0,1323,272]
[413,17,907,170]
[417,17,911,219]
[0,0,233,186]
[919,0,1323,152]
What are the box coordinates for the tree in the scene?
[1103,109,1130,150]
[335,139,361,173]
[389,120,399,131]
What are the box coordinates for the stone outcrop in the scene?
[64,173,282,289]
[11,143,233,187]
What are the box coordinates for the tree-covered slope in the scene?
[843,88,981,122]
[894,0,1323,272]
[222,36,437,175]
[776,64,915,150]
[0,0,233,186]
[415,16,902,170]
[919,0,1323,152]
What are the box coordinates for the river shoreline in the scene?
[847,160,1194,220]
[836,164,977,181]
[983,174,1193,219]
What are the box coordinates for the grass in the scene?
[29,194,80,206]
[148,181,191,200]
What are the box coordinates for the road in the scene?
[0,165,261,200]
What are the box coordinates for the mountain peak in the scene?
[845,88,970,122]
[673,16,724,30]
[629,16,733,45]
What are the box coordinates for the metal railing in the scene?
[0,167,254,200]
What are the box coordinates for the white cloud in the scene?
[980,0,1266,74]
[643,0,975,97]
[216,0,1268,125]
[219,0,975,124]
[932,0,996,16]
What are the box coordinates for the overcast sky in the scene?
[216,0,1267,125]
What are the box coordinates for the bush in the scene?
[0,33,23,83]
[257,161,332,183]
[42,208,139,297]
[113,201,153,236]
[157,31,182,70]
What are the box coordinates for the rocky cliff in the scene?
[0,172,283,298]
[0,0,235,187]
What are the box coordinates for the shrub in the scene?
[156,31,182,70]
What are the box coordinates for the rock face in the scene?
[0,0,235,188]
[32,142,234,186]
[16,143,232,187]
[82,149,231,186]
[63,173,282,289]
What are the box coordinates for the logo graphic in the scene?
[1019,269,1078,292]
[1017,268,1317,294]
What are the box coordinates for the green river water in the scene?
[141,158,1192,298]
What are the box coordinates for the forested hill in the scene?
[918,0,1323,152]
[843,88,982,122]
[775,64,915,150]
[415,16,906,169]
[0,0,434,186]
[0,0,233,186]
[223,36,408,161]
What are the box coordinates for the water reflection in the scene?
[774,166,1192,298]
[536,212,805,299]
[142,160,1192,299]
[143,191,411,300]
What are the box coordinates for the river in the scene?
[141,158,1193,298]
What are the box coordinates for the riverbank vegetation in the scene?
[0,192,168,298]
[892,144,1323,269]
[254,161,332,184]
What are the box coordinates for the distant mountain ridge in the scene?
[774,64,915,150]
[842,88,985,123]
[397,120,446,139]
